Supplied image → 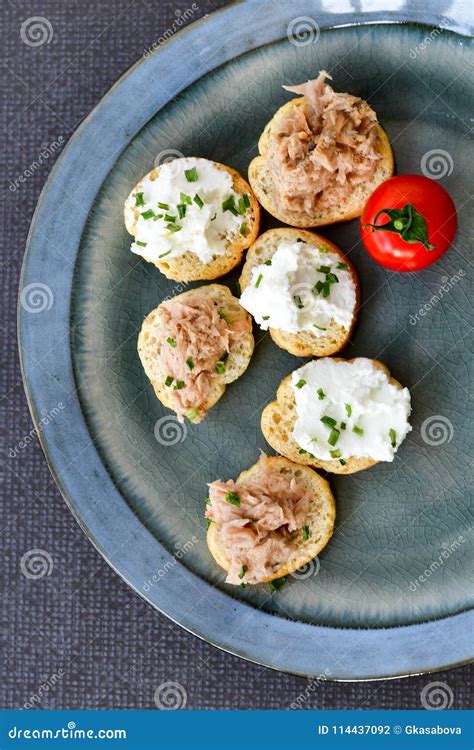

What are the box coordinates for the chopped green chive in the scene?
[337,262,349,271]
[239,221,247,235]
[313,323,327,331]
[167,337,177,347]
[293,295,304,309]
[340,422,346,430]
[193,193,204,209]
[157,202,169,210]
[319,246,328,253]
[339,458,347,466]
[174,380,185,390]
[240,582,247,589]
[141,209,155,220]
[313,281,324,295]
[262,315,270,321]
[225,491,241,506]
[317,388,325,400]
[264,259,272,266]
[211,213,217,221]
[322,281,331,297]
[238,197,247,215]
[353,425,364,436]
[326,272,339,284]
[164,214,177,222]
[166,224,181,233]
[345,403,352,418]
[255,273,263,288]
[159,249,172,258]
[298,448,308,455]
[328,428,340,447]
[206,517,212,529]
[243,193,250,208]
[164,375,174,387]
[389,428,397,448]
[321,415,337,428]
[222,195,238,215]
[302,525,310,541]
[238,565,248,579]
[296,238,305,243]
[186,407,200,422]
[186,358,194,370]
[295,379,306,389]
[215,360,225,374]
[330,449,342,459]
[318,265,331,274]
[135,240,147,247]
[177,204,187,219]
[153,213,163,221]
[180,192,192,205]
[218,310,233,324]
[268,577,286,592]
[135,192,144,207]
[184,167,198,182]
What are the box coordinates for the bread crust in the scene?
[207,455,336,583]
[248,94,394,228]
[261,358,405,475]
[125,159,260,281]
[138,284,254,423]
[239,227,360,357]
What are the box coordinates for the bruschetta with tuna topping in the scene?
[206,454,335,586]
[138,285,254,423]
[249,71,394,227]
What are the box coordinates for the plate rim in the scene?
[18,0,473,679]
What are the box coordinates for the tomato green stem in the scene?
[364,203,435,251]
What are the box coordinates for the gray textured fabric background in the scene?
[1,0,471,710]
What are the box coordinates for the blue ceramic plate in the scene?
[19,1,473,678]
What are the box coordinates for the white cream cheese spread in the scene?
[239,239,356,334]
[291,358,412,462]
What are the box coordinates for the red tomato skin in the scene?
[360,175,457,272]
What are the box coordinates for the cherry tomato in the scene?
[360,174,457,272]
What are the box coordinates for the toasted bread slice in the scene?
[239,227,360,357]
[125,159,260,282]
[138,284,254,423]
[248,95,394,227]
[261,358,405,474]
[207,455,336,583]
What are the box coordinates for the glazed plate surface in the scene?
[20,2,473,678]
